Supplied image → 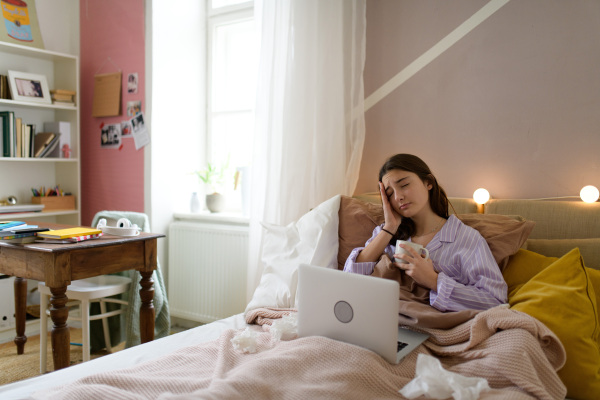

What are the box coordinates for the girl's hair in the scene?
[378,154,451,241]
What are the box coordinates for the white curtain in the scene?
[247,0,367,300]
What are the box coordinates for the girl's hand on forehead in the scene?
[380,181,401,232]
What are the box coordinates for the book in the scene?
[0,236,36,244]
[0,221,25,230]
[50,89,76,96]
[33,132,56,157]
[43,121,71,158]
[36,233,102,243]
[51,93,74,102]
[39,133,61,158]
[15,117,21,158]
[0,230,40,240]
[0,111,15,157]
[0,204,44,214]
[37,227,102,239]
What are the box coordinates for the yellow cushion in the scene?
[587,267,600,343]
[503,249,557,298]
[508,248,600,399]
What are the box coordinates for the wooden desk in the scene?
[0,223,165,371]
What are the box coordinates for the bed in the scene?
[1,194,599,400]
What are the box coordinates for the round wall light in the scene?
[580,185,599,203]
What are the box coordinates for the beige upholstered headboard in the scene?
[353,192,600,270]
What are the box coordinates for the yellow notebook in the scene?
[37,227,102,239]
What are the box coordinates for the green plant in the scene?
[194,161,229,193]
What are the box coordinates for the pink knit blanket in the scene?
[34,306,566,400]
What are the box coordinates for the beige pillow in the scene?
[337,196,384,269]
[525,238,600,270]
[457,214,535,270]
[337,197,534,271]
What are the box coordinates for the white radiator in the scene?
[168,219,249,323]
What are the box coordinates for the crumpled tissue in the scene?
[399,354,490,400]
[269,313,298,341]
[231,328,259,354]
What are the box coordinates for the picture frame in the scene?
[7,70,51,104]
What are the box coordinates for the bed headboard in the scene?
[351,192,600,270]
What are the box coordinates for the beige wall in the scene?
[357,0,600,200]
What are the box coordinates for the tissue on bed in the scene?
[231,328,259,354]
[270,313,298,341]
[400,354,490,400]
[244,195,341,313]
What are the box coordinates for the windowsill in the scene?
[173,211,249,226]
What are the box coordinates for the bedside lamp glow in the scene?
[473,188,490,213]
[473,188,490,205]
[580,185,599,203]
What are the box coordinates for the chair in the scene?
[38,275,131,373]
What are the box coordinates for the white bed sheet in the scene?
[0,313,249,400]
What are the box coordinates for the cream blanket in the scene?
[34,306,566,400]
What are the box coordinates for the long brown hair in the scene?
[378,154,450,241]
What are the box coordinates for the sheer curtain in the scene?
[247,0,367,299]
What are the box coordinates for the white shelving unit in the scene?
[0,41,80,225]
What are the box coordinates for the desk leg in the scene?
[49,286,70,370]
[13,277,27,354]
[139,271,155,343]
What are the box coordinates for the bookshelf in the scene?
[0,41,80,225]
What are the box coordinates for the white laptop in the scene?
[297,264,429,364]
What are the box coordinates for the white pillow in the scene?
[244,195,341,314]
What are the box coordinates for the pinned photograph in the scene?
[130,112,150,150]
[101,124,121,148]
[121,120,133,137]
[127,72,138,94]
[126,100,142,117]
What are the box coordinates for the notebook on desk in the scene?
[297,264,429,364]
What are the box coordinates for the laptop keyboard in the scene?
[397,341,408,352]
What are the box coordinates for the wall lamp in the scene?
[580,185,600,203]
[473,188,490,213]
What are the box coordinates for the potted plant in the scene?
[194,161,228,213]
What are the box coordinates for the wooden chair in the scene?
[38,275,131,373]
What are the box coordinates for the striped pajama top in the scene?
[343,214,508,312]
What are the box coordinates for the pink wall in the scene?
[357,0,600,199]
[79,0,145,225]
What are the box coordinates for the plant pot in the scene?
[205,193,225,213]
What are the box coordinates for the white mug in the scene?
[394,240,430,264]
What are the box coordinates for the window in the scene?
[207,0,257,212]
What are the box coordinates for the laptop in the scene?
[297,264,429,364]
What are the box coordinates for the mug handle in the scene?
[420,248,430,260]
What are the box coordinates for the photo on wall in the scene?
[0,0,44,49]
[100,124,121,149]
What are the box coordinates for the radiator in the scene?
[168,219,249,323]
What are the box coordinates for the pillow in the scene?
[244,195,341,314]
[587,267,600,343]
[509,248,600,399]
[337,196,384,269]
[457,214,535,270]
[525,238,600,271]
[502,249,557,298]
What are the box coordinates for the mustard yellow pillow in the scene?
[587,267,600,343]
[509,248,600,399]
[503,249,557,298]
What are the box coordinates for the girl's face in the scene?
[381,169,432,218]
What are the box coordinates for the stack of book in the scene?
[37,227,103,243]
[50,89,76,106]
[0,221,49,244]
